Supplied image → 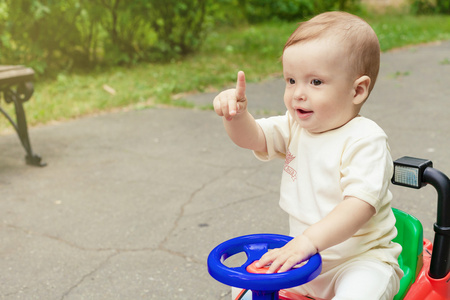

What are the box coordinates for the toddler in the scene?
[213,11,403,300]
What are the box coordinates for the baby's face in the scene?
[282,39,360,133]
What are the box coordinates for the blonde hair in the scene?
[284,11,380,94]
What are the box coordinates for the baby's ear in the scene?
[352,75,371,105]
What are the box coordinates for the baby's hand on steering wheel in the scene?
[255,235,318,274]
[213,71,247,121]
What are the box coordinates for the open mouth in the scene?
[296,108,313,119]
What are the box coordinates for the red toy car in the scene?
[208,156,450,300]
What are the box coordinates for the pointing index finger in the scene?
[235,71,246,101]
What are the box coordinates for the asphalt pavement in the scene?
[0,41,449,299]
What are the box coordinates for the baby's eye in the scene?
[311,79,322,86]
[289,78,295,85]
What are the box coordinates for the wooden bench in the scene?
[0,65,45,166]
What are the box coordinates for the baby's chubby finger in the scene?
[227,98,238,120]
[212,71,247,121]
[213,89,237,120]
[276,257,299,273]
[257,252,294,274]
[213,94,225,117]
[224,71,247,120]
[235,70,246,102]
[255,250,277,270]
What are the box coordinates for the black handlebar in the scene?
[423,167,450,279]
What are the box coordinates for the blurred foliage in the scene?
[411,0,450,14]
[1,8,450,131]
[0,0,363,77]
[6,0,447,78]
[0,0,209,76]
[238,0,361,23]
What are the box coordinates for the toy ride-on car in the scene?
[208,156,450,300]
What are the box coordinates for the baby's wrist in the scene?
[300,234,319,255]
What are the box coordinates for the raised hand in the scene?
[213,71,247,121]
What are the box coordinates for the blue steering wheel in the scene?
[207,234,322,291]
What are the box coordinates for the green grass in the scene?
[1,13,449,132]
[368,14,450,51]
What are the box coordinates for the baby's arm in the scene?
[256,196,375,273]
[213,71,267,153]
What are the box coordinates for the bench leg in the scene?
[1,82,46,167]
